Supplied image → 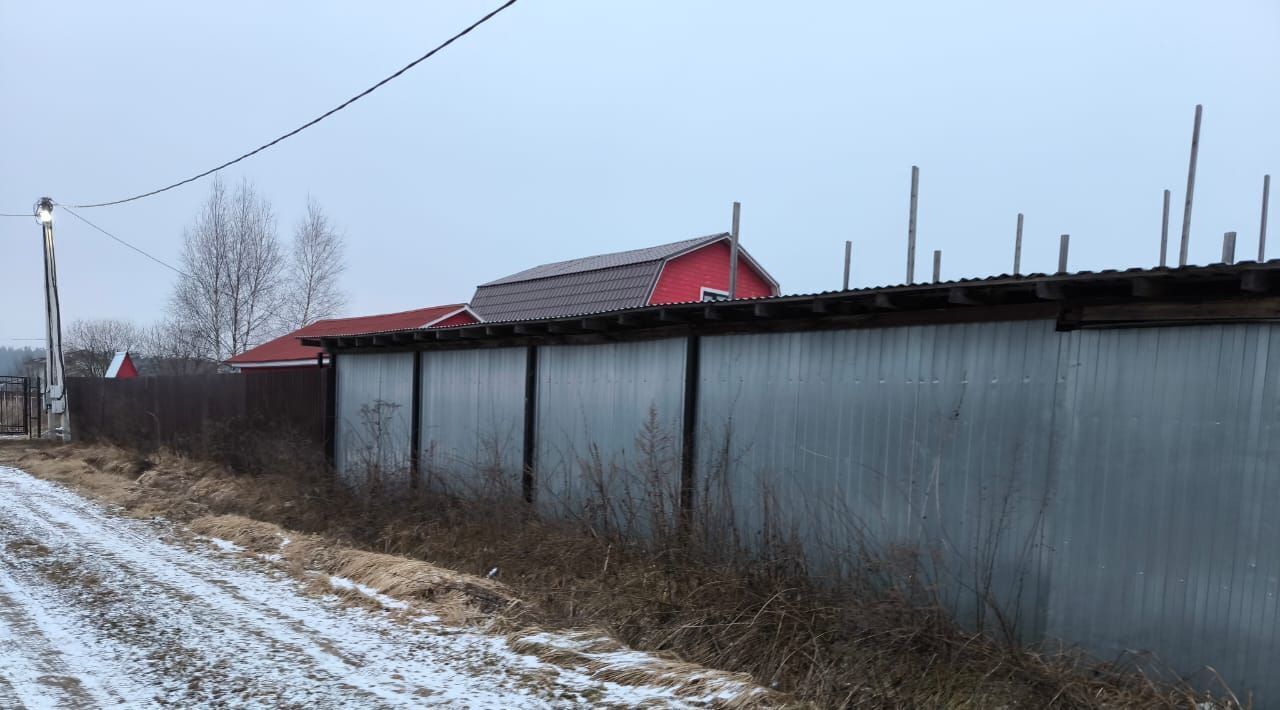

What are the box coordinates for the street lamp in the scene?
[35,196,69,441]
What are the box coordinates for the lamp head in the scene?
[35,198,53,225]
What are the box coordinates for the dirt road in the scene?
[0,465,744,708]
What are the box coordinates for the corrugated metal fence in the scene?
[333,320,1280,703]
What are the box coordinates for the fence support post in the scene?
[679,335,700,537]
[1014,213,1024,276]
[409,351,423,491]
[324,354,337,466]
[522,345,538,504]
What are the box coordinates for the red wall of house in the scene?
[432,310,480,328]
[648,241,776,305]
[115,356,138,379]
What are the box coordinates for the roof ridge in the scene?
[478,233,728,287]
[311,303,468,326]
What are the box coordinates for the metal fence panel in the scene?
[67,371,327,456]
[696,322,1062,638]
[419,347,527,499]
[325,319,1280,703]
[335,352,414,490]
[1045,324,1280,702]
[534,339,686,534]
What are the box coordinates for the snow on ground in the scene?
[202,536,243,554]
[322,574,410,611]
[0,465,761,708]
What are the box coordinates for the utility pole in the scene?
[37,198,70,441]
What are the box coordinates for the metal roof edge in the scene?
[475,233,727,288]
[302,261,1280,349]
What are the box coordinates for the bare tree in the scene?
[137,319,218,375]
[65,318,142,377]
[170,177,286,361]
[285,197,346,329]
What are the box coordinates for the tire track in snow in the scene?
[0,558,148,708]
[0,471,503,707]
[0,465,732,709]
[7,491,397,705]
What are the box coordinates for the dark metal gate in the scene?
[0,376,34,436]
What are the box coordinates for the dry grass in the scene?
[188,514,516,616]
[0,440,1244,709]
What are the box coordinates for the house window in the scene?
[700,287,731,302]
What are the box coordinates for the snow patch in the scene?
[202,536,243,554]
[325,575,409,610]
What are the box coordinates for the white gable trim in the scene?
[105,351,129,378]
[644,236,781,303]
[421,304,484,327]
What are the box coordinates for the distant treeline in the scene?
[0,346,40,377]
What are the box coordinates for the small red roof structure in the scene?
[105,351,138,379]
[226,304,481,372]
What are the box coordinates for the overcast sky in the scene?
[2,1,1277,346]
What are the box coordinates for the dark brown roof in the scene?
[471,262,660,323]
[479,234,724,286]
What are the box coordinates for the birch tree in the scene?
[171,177,286,361]
[285,198,346,328]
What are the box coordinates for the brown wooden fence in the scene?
[67,371,332,468]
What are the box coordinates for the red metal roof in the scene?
[226,304,476,366]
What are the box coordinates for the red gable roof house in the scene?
[105,351,139,379]
[226,304,480,372]
[470,233,779,322]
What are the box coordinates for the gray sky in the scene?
[2,1,1277,346]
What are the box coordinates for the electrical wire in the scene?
[56,206,277,361]
[59,205,187,275]
[65,0,519,209]
[0,212,32,217]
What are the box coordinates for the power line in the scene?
[0,212,32,218]
[55,206,278,362]
[59,205,187,275]
[65,0,519,209]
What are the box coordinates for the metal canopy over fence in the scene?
[327,268,1280,704]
